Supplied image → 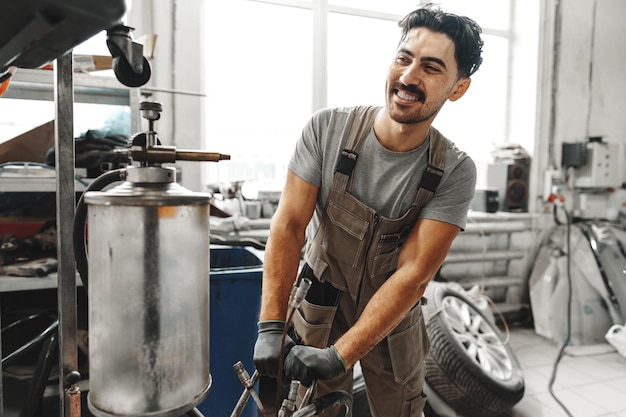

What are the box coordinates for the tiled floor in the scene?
[507,326,626,417]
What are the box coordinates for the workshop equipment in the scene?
[0,0,151,91]
[82,101,229,417]
[557,137,624,220]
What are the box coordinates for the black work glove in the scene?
[253,320,295,378]
[283,345,347,387]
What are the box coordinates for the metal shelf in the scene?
[0,273,63,293]
[0,176,89,192]
[441,211,540,322]
[2,68,141,132]
[3,68,133,105]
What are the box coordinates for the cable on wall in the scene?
[585,0,598,138]
[548,0,562,170]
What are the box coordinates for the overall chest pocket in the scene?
[370,231,403,280]
[369,221,415,285]
[324,200,369,267]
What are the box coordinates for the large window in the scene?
[204,0,313,184]
[326,14,397,108]
[204,0,537,187]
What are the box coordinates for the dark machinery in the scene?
[0,0,151,88]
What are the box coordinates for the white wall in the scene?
[128,0,206,192]
[533,0,626,209]
[587,0,626,142]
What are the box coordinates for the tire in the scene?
[423,283,524,417]
[352,362,372,417]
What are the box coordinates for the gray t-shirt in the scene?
[289,106,476,236]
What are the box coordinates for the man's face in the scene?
[385,27,470,125]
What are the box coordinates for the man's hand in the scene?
[283,345,347,387]
[253,320,295,377]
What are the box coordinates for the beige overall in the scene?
[290,106,449,417]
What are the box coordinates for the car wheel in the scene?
[352,362,372,417]
[422,283,525,417]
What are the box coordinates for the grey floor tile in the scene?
[505,325,626,417]
[510,394,558,417]
[608,376,626,395]
[559,353,626,382]
[521,367,552,395]
[567,382,626,413]
[514,344,561,369]
[517,392,576,417]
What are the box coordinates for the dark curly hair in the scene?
[398,3,484,78]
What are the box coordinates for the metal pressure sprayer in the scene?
[84,101,229,417]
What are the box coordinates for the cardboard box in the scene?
[74,54,113,72]
[0,120,55,164]
[42,55,113,72]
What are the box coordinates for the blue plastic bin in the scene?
[196,245,263,417]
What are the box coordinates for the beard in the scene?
[386,82,446,125]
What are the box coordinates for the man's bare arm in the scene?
[259,171,319,321]
[333,218,460,368]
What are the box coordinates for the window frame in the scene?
[247,0,513,114]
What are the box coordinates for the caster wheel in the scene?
[112,55,151,87]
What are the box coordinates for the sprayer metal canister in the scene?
[80,101,229,417]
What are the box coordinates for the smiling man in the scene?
[253,4,484,417]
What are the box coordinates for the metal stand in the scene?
[54,52,81,417]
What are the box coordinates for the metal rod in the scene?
[464,221,529,235]
[175,150,231,162]
[299,381,316,410]
[186,407,206,417]
[231,367,261,417]
[443,250,526,264]
[124,148,231,163]
[54,51,80,417]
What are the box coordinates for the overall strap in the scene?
[333,106,379,191]
[413,129,448,208]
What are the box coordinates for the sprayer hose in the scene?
[73,169,124,291]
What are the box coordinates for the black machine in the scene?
[0,0,151,87]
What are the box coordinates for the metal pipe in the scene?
[464,221,529,235]
[299,381,316,410]
[175,150,231,162]
[231,364,263,417]
[122,147,231,163]
[443,250,526,264]
[278,381,300,417]
[54,51,80,417]
[185,408,205,417]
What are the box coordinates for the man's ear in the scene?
[449,77,471,102]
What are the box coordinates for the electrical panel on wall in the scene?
[560,138,626,220]
[574,141,621,188]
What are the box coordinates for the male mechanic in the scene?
[254,4,484,416]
